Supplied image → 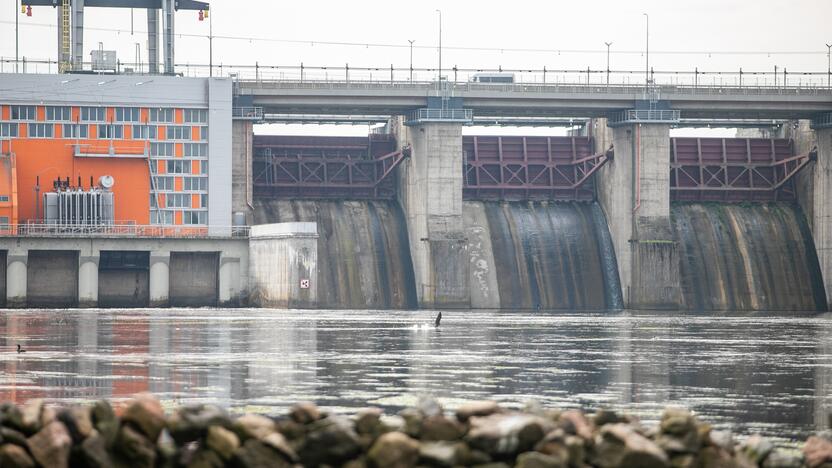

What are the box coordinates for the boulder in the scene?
[296,416,362,466]
[515,450,567,468]
[421,415,466,441]
[367,431,420,468]
[58,406,95,443]
[355,407,385,436]
[114,424,157,468]
[466,412,551,456]
[739,434,774,465]
[594,409,623,427]
[231,439,292,468]
[560,410,593,441]
[1,426,30,449]
[206,425,240,461]
[232,414,277,441]
[0,443,36,468]
[122,394,166,442]
[20,399,45,435]
[804,436,832,468]
[418,441,469,467]
[534,429,569,461]
[660,408,697,437]
[78,434,114,468]
[186,449,225,468]
[91,400,119,446]
[289,401,322,424]
[261,431,299,462]
[26,420,72,468]
[399,408,423,438]
[168,404,231,444]
[417,396,444,418]
[761,450,803,468]
[456,401,501,423]
[594,423,669,468]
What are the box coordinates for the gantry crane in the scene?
[21,0,209,74]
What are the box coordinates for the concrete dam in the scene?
[248,129,825,312]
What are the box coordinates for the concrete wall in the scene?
[169,252,220,307]
[27,250,79,308]
[397,121,469,308]
[232,120,254,224]
[248,223,318,308]
[596,120,680,309]
[0,237,248,308]
[0,250,5,307]
[208,78,234,233]
[99,269,150,308]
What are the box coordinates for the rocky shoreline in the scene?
[0,395,830,468]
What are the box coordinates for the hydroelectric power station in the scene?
[1,2,832,312]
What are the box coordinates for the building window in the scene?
[133,125,157,140]
[183,211,207,225]
[166,125,191,140]
[46,106,72,121]
[11,105,37,120]
[0,123,18,138]
[0,216,8,226]
[152,176,174,191]
[151,210,174,225]
[183,143,208,157]
[200,194,208,208]
[28,123,54,138]
[183,176,208,191]
[200,161,208,175]
[166,160,188,174]
[0,196,9,202]
[80,107,106,122]
[149,108,174,123]
[150,142,174,157]
[199,127,209,141]
[63,124,88,139]
[166,193,190,208]
[183,109,208,123]
[116,107,141,122]
[97,124,124,139]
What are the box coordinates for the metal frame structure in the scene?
[462,136,612,201]
[670,137,816,202]
[252,135,408,200]
[0,222,248,238]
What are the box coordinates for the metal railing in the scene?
[232,106,264,121]
[3,57,832,92]
[406,108,474,124]
[608,109,682,126]
[0,222,250,238]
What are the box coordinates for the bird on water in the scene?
[435,312,442,327]
[16,344,25,353]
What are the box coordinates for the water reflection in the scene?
[0,310,830,441]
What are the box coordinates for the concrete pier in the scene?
[149,253,170,308]
[248,223,318,308]
[6,249,27,308]
[232,120,254,224]
[398,121,470,308]
[596,119,681,309]
[78,255,99,308]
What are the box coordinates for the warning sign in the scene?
[300,279,310,289]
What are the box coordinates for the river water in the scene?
[0,309,829,443]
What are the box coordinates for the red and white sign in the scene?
[300,279,310,289]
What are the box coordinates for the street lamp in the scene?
[826,43,831,88]
[643,13,649,88]
[604,41,613,86]
[15,0,19,73]
[408,39,415,82]
[435,9,442,81]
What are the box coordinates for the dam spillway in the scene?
[672,203,826,311]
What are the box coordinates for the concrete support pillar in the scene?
[78,255,99,308]
[219,257,242,306]
[597,120,681,309]
[248,223,318,308]
[147,8,159,74]
[162,0,175,74]
[231,120,254,224]
[811,126,832,307]
[149,252,170,307]
[398,121,469,308]
[6,250,27,308]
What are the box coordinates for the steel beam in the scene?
[147,8,159,74]
[162,0,174,74]
[71,0,83,71]
[23,0,207,9]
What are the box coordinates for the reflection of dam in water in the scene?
[249,131,827,312]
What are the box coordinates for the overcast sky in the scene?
[1,0,829,136]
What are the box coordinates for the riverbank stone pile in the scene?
[0,394,829,467]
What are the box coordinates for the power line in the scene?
[1,20,827,56]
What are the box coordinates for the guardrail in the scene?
[232,107,264,121]
[608,109,682,126]
[0,223,250,238]
[3,57,831,91]
[405,108,474,124]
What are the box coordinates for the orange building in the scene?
[0,74,232,229]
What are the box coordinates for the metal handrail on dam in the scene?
[0,223,250,238]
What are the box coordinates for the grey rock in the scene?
[740,434,774,464]
[515,450,567,468]
[232,413,277,441]
[168,404,231,444]
[261,431,299,462]
[186,449,225,468]
[206,425,240,460]
[78,434,114,468]
[594,423,669,468]
[399,408,423,438]
[419,441,463,467]
[1,426,29,449]
[122,394,166,442]
[804,435,832,468]
[27,420,72,468]
[421,415,465,441]
[456,401,501,423]
[20,399,44,435]
[761,450,803,468]
[466,412,551,456]
[0,443,36,468]
[289,401,322,425]
[367,431,420,468]
[114,424,157,468]
[230,439,292,468]
[560,410,593,441]
[297,415,362,466]
[58,406,95,443]
[417,395,444,418]
[91,400,118,447]
[660,408,696,437]
[355,407,385,436]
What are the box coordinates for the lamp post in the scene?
[16,0,19,73]
[604,41,612,86]
[435,9,442,80]
[827,43,831,88]
[408,39,415,82]
[643,13,649,88]
[209,7,213,77]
